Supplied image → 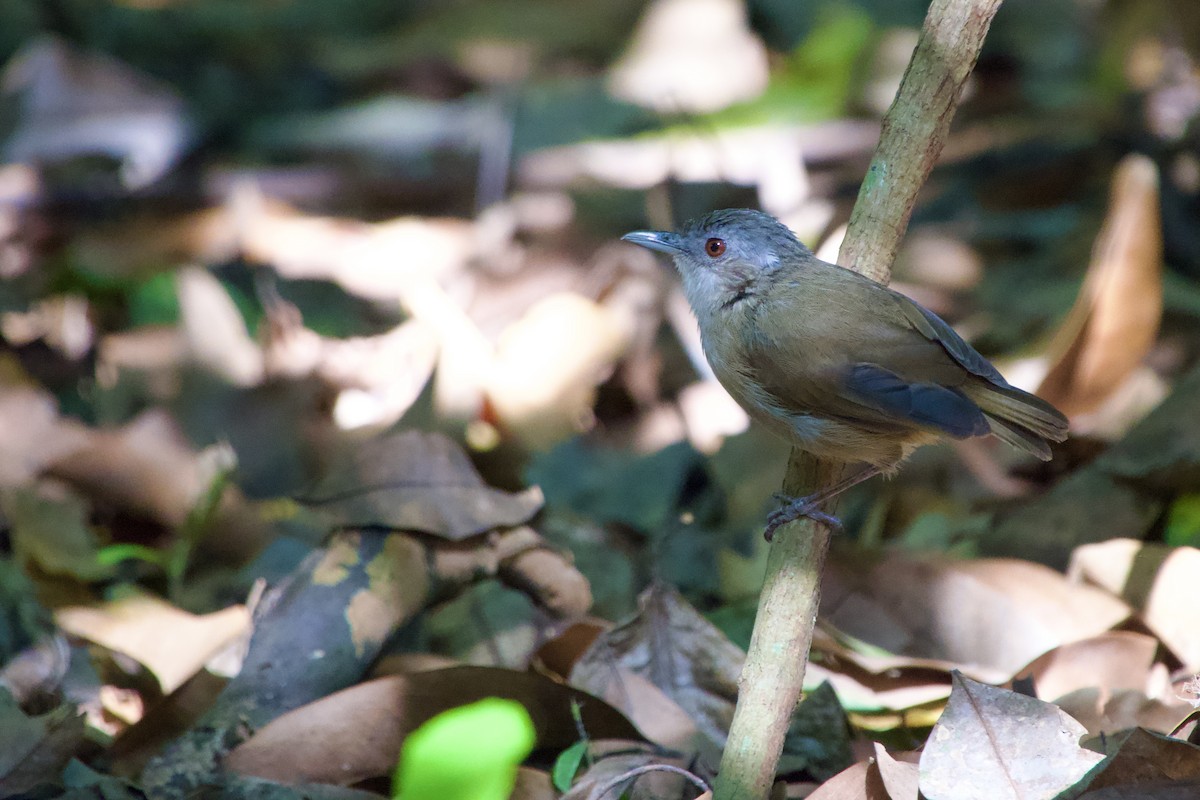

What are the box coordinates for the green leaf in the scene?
[393,697,536,800]
[96,543,167,569]
[551,740,589,792]
[1165,493,1200,547]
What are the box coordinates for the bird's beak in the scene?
[621,230,684,254]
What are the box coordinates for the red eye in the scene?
[705,238,726,257]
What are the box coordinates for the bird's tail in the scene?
[963,383,1069,461]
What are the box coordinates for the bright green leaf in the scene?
[393,697,536,800]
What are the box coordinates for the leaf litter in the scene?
[2,5,1200,800]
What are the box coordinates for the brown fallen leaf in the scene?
[486,292,633,449]
[224,667,642,786]
[919,673,1104,800]
[570,585,744,761]
[1081,728,1200,792]
[1056,687,1194,738]
[45,408,223,530]
[299,429,543,540]
[804,759,890,800]
[1068,539,1200,670]
[561,744,706,800]
[175,266,263,386]
[54,590,249,695]
[824,554,1130,676]
[804,660,953,714]
[531,618,608,679]
[1037,154,1163,420]
[1012,631,1161,702]
[872,743,919,800]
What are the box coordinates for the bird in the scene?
[622,209,1068,539]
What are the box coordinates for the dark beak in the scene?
[621,230,684,254]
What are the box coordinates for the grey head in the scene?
[621,209,813,279]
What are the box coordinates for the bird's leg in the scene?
[764,465,883,541]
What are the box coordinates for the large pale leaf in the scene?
[920,673,1103,800]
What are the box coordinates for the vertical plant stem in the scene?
[711,1,1003,798]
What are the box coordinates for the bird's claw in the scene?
[763,495,843,541]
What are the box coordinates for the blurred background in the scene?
[2,0,1200,795]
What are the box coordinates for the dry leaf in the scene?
[0,382,88,488]
[299,429,543,540]
[825,555,1130,676]
[176,266,263,385]
[919,673,1104,800]
[1,35,192,187]
[1068,539,1200,670]
[873,743,919,800]
[607,0,768,114]
[487,292,633,449]
[805,759,890,800]
[54,590,249,694]
[1037,154,1163,419]
[1082,728,1200,791]
[1013,631,1160,702]
[562,744,701,800]
[1055,687,1194,738]
[570,585,744,759]
[225,667,642,785]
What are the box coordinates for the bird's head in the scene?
[622,208,810,276]
[622,209,813,316]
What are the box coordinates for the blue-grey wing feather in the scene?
[842,364,990,439]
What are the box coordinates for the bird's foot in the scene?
[764,494,842,541]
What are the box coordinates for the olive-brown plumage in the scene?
[623,209,1068,535]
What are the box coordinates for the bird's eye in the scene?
[705,238,726,257]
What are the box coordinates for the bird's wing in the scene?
[742,267,993,438]
[884,288,1010,387]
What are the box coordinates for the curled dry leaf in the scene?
[919,673,1104,800]
[1037,154,1163,421]
[1012,631,1160,703]
[44,409,203,529]
[570,585,744,760]
[561,745,699,800]
[803,759,890,800]
[224,667,642,786]
[1054,686,1194,739]
[54,590,249,695]
[1068,539,1200,670]
[873,743,919,800]
[300,429,543,540]
[823,554,1130,676]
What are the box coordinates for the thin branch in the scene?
[711,2,1004,798]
